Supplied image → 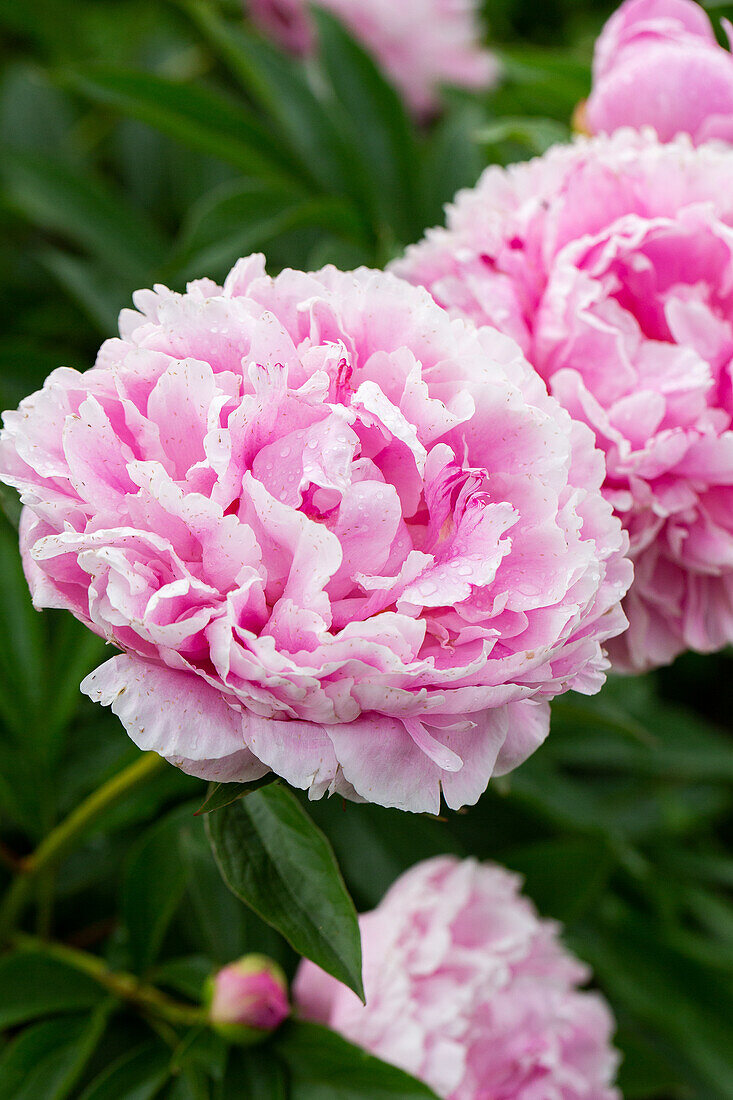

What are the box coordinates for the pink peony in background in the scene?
[294,856,621,1099]
[247,0,499,117]
[394,130,733,671]
[585,0,733,144]
[0,256,630,813]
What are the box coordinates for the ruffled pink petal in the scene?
[1,254,631,806]
[294,857,621,1099]
[396,131,733,671]
[81,654,268,781]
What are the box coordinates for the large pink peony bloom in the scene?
[247,0,498,118]
[294,857,621,1099]
[585,0,733,144]
[0,257,630,812]
[395,131,733,671]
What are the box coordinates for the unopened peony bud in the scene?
[206,955,289,1043]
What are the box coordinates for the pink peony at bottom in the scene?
[394,130,733,672]
[585,0,733,145]
[0,257,630,813]
[294,857,621,1100]
[247,0,499,118]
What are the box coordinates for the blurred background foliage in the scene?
[0,0,732,1097]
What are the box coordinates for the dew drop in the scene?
[420,581,438,597]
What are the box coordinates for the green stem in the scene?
[12,932,206,1029]
[0,752,166,940]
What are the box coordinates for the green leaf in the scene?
[477,116,569,157]
[0,951,105,1028]
[166,180,300,282]
[0,1010,109,1100]
[0,147,164,278]
[170,1028,227,1083]
[684,886,733,943]
[41,617,107,763]
[153,956,212,1003]
[39,249,126,334]
[206,783,363,999]
[0,336,75,413]
[506,750,729,843]
[64,67,303,189]
[0,518,46,738]
[167,180,363,283]
[312,9,418,247]
[217,1046,288,1100]
[574,912,733,1098]
[78,1042,171,1100]
[178,817,290,967]
[305,798,458,911]
[418,104,484,228]
[275,1022,440,1099]
[180,3,352,197]
[615,1026,682,1100]
[50,1004,113,1100]
[0,64,80,162]
[0,739,49,836]
[656,849,733,890]
[166,1066,210,1100]
[551,694,733,783]
[122,804,193,971]
[504,837,613,922]
[179,823,250,964]
[195,775,276,816]
[492,46,590,121]
[0,482,21,530]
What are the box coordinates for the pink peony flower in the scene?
[586,0,733,144]
[394,131,733,671]
[247,0,499,118]
[0,256,630,811]
[294,857,621,1100]
[207,955,289,1039]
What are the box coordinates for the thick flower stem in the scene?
[0,752,166,941]
[12,932,206,1029]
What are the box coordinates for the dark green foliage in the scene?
[207,785,363,999]
[274,1022,441,1098]
[0,1,732,1097]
